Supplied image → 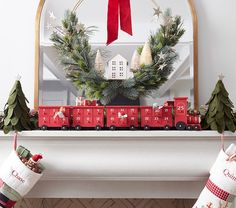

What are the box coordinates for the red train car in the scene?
[140,105,173,130]
[106,106,139,130]
[38,106,71,130]
[71,106,105,130]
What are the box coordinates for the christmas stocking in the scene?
[0,134,44,208]
[193,143,236,208]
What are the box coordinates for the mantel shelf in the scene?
[0,130,235,198]
[0,130,235,139]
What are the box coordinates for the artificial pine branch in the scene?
[50,9,185,105]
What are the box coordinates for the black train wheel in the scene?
[41,125,47,130]
[129,125,136,130]
[186,125,193,130]
[75,125,81,130]
[95,125,102,130]
[193,125,200,131]
[176,121,186,130]
[164,125,171,130]
[61,126,68,130]
[144,125,150,130]
[110,125,116,130]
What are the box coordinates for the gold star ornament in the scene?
[218,73,225,80]
[153,7,162,18]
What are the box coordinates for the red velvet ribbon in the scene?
[107,0,133,45]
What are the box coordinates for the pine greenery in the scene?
[51,9,185,105]
[204,79,236,133]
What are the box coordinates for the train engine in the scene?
[174,97,201,130]
[140,97,201,130]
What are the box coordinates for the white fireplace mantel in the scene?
[0,131,235,199]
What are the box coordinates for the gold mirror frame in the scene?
[34,0,199,110]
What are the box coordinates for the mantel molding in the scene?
[0,130,235,198]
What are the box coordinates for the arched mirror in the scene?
[35,0,198,109]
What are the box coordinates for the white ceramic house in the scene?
[107,54,129,80]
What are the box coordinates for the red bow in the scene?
[107,0,133,45]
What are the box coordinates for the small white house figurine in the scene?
[107,54,129,80]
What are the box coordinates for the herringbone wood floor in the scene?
[15,199,195,208]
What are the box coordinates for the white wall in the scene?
[195,0,236,105]
[42,0,192,43]
[0,0,38,109]
[0,0,236,109]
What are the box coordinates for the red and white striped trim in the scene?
[206,179,230,201]
[0,178,17,208]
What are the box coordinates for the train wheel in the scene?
[129,125,136,130]
[110,125,116,130]
[176,122,186,130]
[144,125,150,130]
[164,125,171,130]
[41,125,47,131]
[75,125,81,130]
[95,125,102,131]
[186,125,193,130]
[61,126,67,130]
[193,125,200,130]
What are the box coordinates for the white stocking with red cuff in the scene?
[193,144,236,208]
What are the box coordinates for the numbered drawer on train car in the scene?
[38,116,50,127]
[161,116,173,126]
[140,107,152,116]
[84,108,93,116]
[72,107,84,117]
[93,117,104,126]
[140,116,152,127]
[106,107,118,116]
[118,117,128,127]
[106,116,116,126]
[93,107,105,116]
[152,116,162,126]
[127,107,139,116]
[117,107,128,115]
[59,117,70,126]
[153,108,163,117]
[38,107,50,116]
[128,116,139,127]
[83,116,94,126]
[72,116,82,127]
[162,106,172,116]
[48,108,58,116]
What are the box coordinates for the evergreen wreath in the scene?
[50,8,185,105]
